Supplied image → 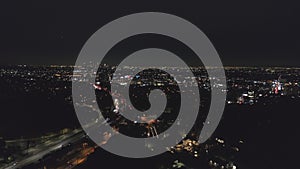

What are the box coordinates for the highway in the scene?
[2,130,85,169]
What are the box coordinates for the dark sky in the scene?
[0,0,299,67]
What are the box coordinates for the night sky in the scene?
[0,0,299,67]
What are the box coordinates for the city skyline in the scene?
[0,65,299,168]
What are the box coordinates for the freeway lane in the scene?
[2,130,85,169]
[2,115,104,169]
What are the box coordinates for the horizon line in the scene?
[0,64,299,69]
